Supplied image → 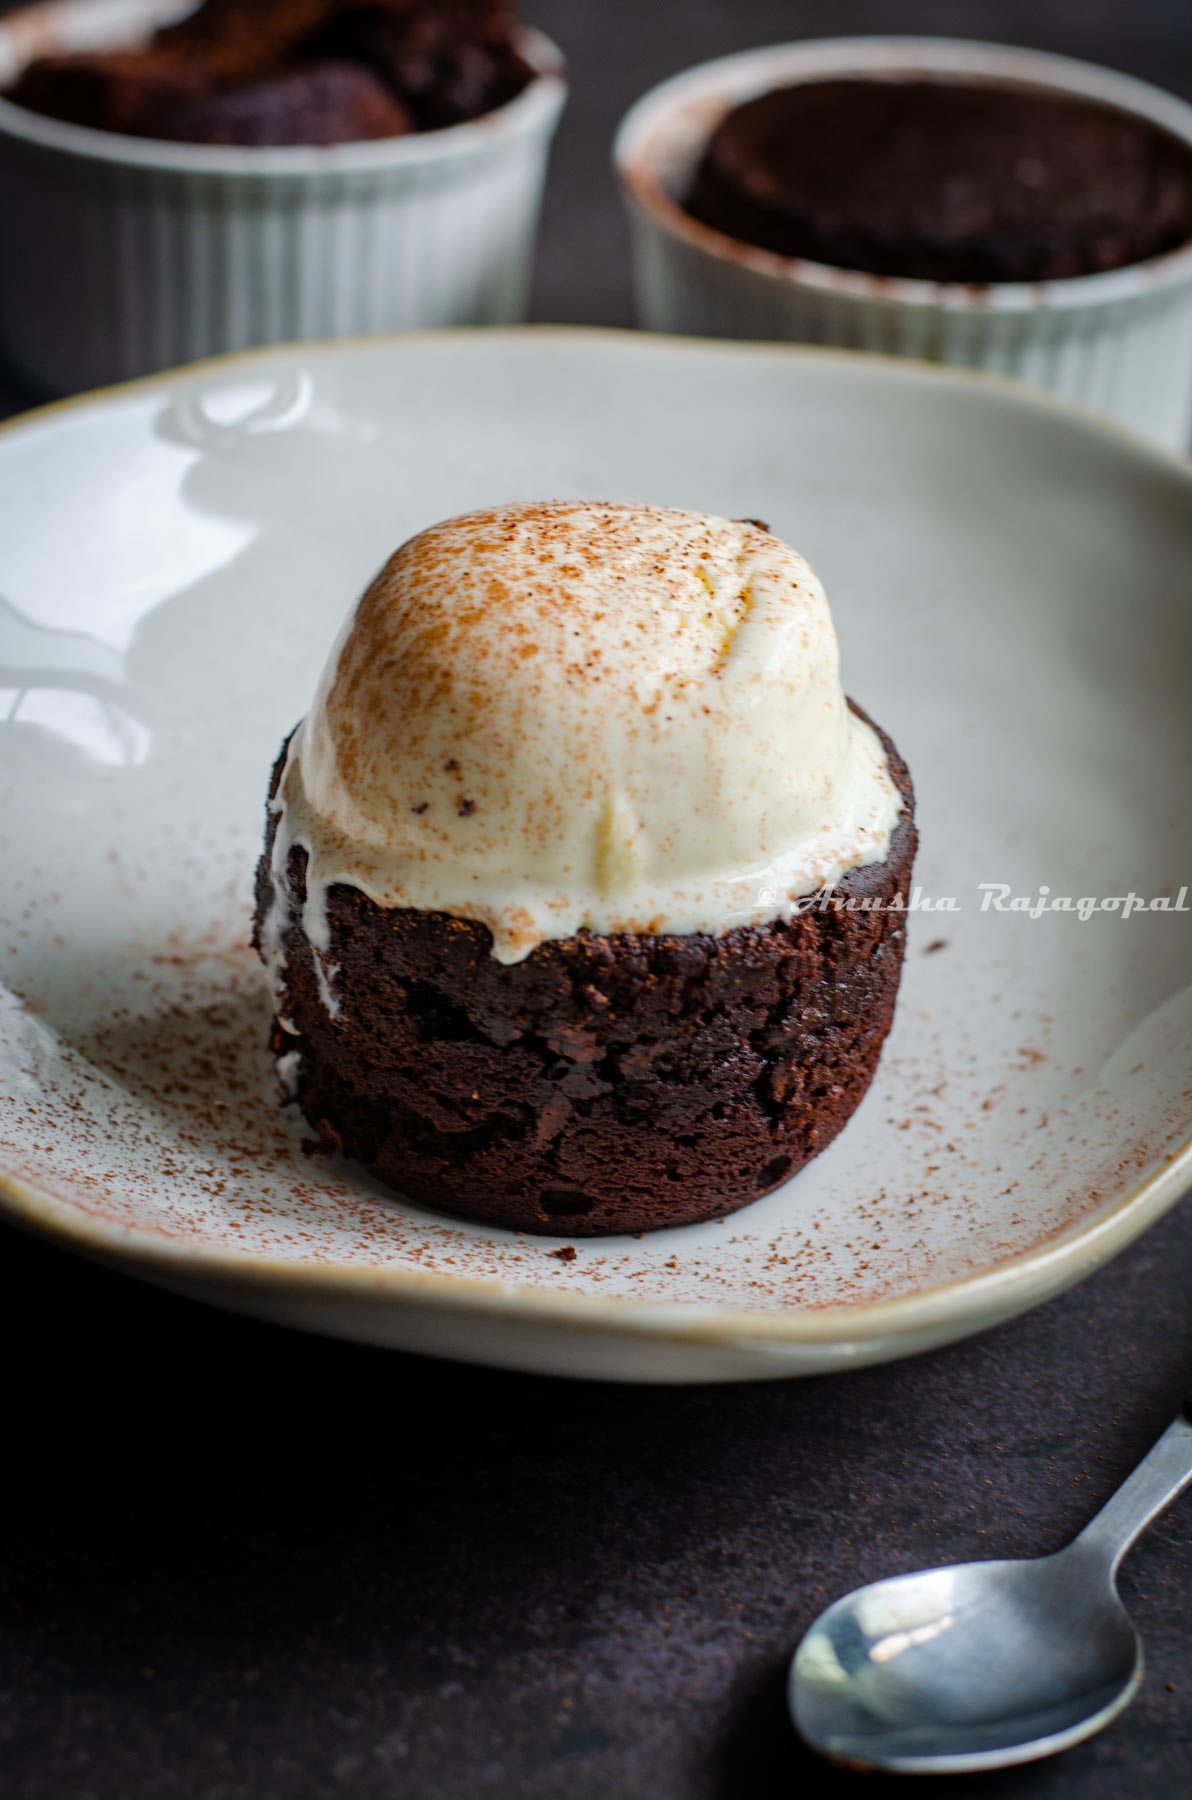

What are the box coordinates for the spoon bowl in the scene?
[790,1403,1192,1773]
[790,1550,1142,1773]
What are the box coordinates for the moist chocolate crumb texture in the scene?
[253,502,916,1236]
[687,78,1192,284]
[6,0,534,147]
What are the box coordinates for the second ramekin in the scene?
[615,37,1192,449]
[0,0,567,395]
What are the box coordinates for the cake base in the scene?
[254,707,916,1236]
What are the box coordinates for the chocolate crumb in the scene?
[924,938,949,954]
[458,797,476,817]
[550,1245,576,1262]
[411,801,428,815]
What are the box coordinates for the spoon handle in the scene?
[1071,1399,1192,1575]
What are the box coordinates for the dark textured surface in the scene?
[254,714,913,1236]
[3,1217,1191,1800]
[2,2,1192,1796]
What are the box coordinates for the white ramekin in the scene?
[0,0,567,394]
[615,37,1192,449]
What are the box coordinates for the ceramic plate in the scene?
[1,329,1189,1383]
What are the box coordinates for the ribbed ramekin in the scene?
[0,0,566,394]
[615,37,1192,449]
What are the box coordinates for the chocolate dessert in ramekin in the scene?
[614,41,1192,447]
[253,502,916,1235]
[8,0,536,146]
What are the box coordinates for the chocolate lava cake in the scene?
[251,502,916,1237]
[687,78,1192,283]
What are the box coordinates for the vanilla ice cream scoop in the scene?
[265,501,901,964]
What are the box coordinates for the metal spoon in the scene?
[790,1399,1192,1773]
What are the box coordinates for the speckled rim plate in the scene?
[1,327,1189,1383]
